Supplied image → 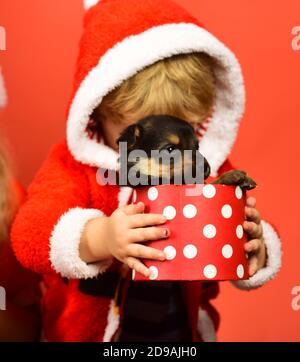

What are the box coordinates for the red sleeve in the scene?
[216,159,235,174]
[205,159,235,184]
[11,141,90,275]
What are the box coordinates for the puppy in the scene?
[117,115,256,190]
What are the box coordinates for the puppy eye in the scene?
[164,145,176,153]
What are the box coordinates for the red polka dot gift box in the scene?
[132,184,249,282]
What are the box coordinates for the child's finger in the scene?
[244,239,262,253]
[120,201,145,215]
[129,226,170,243]
[243,220,263,238]
[129,213,167,228]
[245,206,261,224]
[248,255,259,276]
[126,243,166,261]
[246,196,256,208]
[125,256,150,278]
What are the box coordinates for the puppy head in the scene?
[118,115,198,151]
[117,115,210,184]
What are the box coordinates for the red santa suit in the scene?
[11,0,282,342]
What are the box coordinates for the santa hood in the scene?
[67,0,245,176]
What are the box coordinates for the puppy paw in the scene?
[237,175,257,190]
[212,170,257,190]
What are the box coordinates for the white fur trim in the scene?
[103,299,120,342]
[197,307,217,342]
[0,67,7,108]
[83,0,101,10]
[232,220,282,290]
[49,207,113,279]
[67,23,245,175]
[118,187,133,207]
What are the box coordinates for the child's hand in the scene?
[105,201,169,277]
[243,196,267,276]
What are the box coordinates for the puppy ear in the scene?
[117,124,142,148]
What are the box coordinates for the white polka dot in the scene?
[183,204,197,218]
[203,264,217,279]
[203,224,217,238]
[183,244,198,259]
[222,244,233,259]
[221,204,232,219]
[236,224,244,239]
[163,206,176,220]
[148,186,158,201]
[132,269,136,280]
[202,184,216,198]
[163,246,177,260]
[132,190,137,203]
[149,266,159,280]
[237,264,245,278]
[235,186,243,199]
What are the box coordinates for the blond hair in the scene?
[91,52,215,130]
[0,139,16,244]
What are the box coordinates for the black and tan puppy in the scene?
[117,114,256,189]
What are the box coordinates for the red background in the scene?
[0,0,299,341]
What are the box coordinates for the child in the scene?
[0,69,41,340]
[11,0,281,342]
